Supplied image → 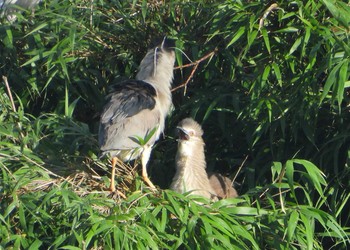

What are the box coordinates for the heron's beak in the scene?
[161,36,167,49]
[176,127,190,141]
[160,37,176,51]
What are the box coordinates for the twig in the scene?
[90,0,93,29]
[21,154,66,180]
[2,76,17,112]
[251,163,288,211]
[115,11,140,23]
[172,48,218,94]
[172,64,198,95]
[259,3,282,31]
[278,165,286,213]
[232,155,248,185]
[174,48,217,70]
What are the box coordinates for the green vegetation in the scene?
[1,0,349,249]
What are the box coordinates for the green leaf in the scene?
[226,26,245,48]
[321,0,350,28]
[272,62,282,87]
[285,160,295,197]
[261,65,271,88]
[261,28,271,54]
[300,213,314,250]
[24,23,49,37]
[4,26,13,48]
[275,27,299,33]
[289,36,302,55]
[272,161,283,181]
[141,0,147,21]
[287,210,299,242]
[336,59,348,110]
[28,239,43,250]
[320,62,342,103]
[293,159,327,197]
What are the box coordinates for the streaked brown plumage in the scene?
[208,173,238,199]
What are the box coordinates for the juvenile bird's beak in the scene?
[176,127,190,141]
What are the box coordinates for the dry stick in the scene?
[232,155,248,185]
[172,48,218,94]
[89,0,93,29]
[278,165,286,213]
[259,3,281,31]
[2,76,17,112]
[2,75,27,141]
[251,164,290,209]
[174,63,198,95]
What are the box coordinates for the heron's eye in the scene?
[188,130,195,137]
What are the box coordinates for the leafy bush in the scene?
[0,0,349,249]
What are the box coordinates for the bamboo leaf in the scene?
[261,28,271,54]
[287,210,299,242]
[336,59,348,111]
[226,26,245,48]
[272,62,282,87]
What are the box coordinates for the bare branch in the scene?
[172,48,217,94]
[2,76,17,112]
[232,155,248,185]
[259,3,281,31]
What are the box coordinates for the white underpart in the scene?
[171,127,217,200]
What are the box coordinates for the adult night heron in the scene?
[170,118,217,199]
[99,38,175,192]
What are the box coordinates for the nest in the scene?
[16,158,143,202]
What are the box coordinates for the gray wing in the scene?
[99,80,161,152]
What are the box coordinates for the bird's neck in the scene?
[176,141,207,175]
[136,61,173,117]
[173,140,215,197]
[136,53,174,91]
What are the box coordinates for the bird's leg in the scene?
[109,157,117,192]
[141,145,156,190]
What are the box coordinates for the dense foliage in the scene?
[0,0,349,249]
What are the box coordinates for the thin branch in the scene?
[278,164,286,213]
[251,163,288,210]
[2,76,17,112]
[172,48,218,94]
[172,64,198,95]
[90,0,93,29]
[259,3,282,31]
[232,155,248,185]
[251,187,270,206]
[174,48,217,70]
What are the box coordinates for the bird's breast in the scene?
[177,141,194,157]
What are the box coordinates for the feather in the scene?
[170,118,217,199]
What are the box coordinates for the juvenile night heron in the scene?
[99,38,175,192]
[170,118,217,199]
[208,173,238,199]
[170,118,238,200]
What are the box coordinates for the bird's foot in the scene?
[143,176,157,191]
[108,188,126,199]
[108,183,126,199]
